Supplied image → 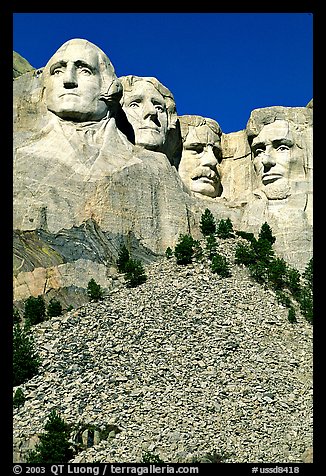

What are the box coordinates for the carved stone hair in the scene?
[246,106,313,172]
[178,115,222,143]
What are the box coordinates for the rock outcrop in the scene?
[13,40,313,307]
[13,51,35,79]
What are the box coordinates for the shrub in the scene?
[165,247,173,259]
[87,278,103,301]
[13,324,41,386]
[24,295,46,326]
[200,208,216,236]
[288,307,297,323]
[13,387,25,409]
[26,409,73,463]
[142,451,164,463]
[174,234,196,265]
[116,244,130,273]
[234,242,257,266]
[47,298,63,317]
[216,217,234,239]
[124,259,147,288]
[210,254,231,277]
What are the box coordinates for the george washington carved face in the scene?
[43,39,116,122]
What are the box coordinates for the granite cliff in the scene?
[13,40,313,308]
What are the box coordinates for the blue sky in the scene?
[13,12,313,133]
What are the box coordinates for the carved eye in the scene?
[276,145,290,152]
[186,145,204,155]
[77,66,92,75]
[254,148,265,157]
[213,146,222,161]
[154,104,165,113]
[52,68,64,76]
[128,101,140,108]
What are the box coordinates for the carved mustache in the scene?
[191,167,219,181]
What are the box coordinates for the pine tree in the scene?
[210,254,231,277]
[87,278,103,301]
[267,257,288,290]
[24,295,46,326]
[13,388,25,408]
[124,259,147,288]
[27,410,73,463]
[200,209,216,236]
[234,242,257,266]
[205,234,218,260]
[216,218,234,239]
[258,222,276,245]
[13,324,41,386]
[13,307,21,324]
[174,234,196,265]
[116,244,130,273]
[47,298,63,317]
[288,307,297,323]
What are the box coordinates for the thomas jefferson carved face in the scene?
[44,40,109,122]
[121,80,170,151]
[251,120,305,199]
[178,121,222,198]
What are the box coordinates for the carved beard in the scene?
[263,177,291,200]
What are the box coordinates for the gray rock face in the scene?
[13,51,35,78]
[13,41,313,305]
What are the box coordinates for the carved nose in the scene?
[63,68,78,88]
[143,102,157,118]
[201,147,218,167]
[261,153,276,168]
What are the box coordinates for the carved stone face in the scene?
[178,124,222,198]
[44,42,108,122]
[121,81,169,151]
[251,120,307,199]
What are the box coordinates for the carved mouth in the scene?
[192,170,217,183]
[262,173,283,184]
[139,127,160,132]
[194,176,214,182]
[59,93,80,97]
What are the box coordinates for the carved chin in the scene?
[263,178,291,200]
[191,178,218,198]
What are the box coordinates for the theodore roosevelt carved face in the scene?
[178,115,222,198]
[119,76,177,152]
[251,120,306,200]
[43,39,120,122]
